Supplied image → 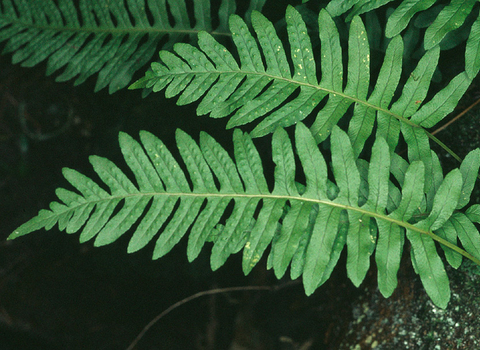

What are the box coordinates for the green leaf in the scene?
[303,206,342,295]
[390,161,426,222]
[317,9,343,92]
[286,6,317,85]
[376,220,404,298]
[450,213,480,261]
[344,16,370,101]
[289,204,320,279]
[347,0,393,21]
[466,204,480,223]
[210,198,258,270]
[466,13,480,79]
[407,229,450,309]
[271,201,314,278]
[295,123,328,199]
[401,125,433,192]
[419,169,463,231]
[272,127,297,196]
[331,126,360,206]
[230,14,264,72]
[350,35,403,156]
[395,46,441,119]
[424,0,477,50]
[325,0,360,17]
[386,0,436,38]
[435,219,462,269]
[314,211,349,288]
[410,72,473,128]
[366,137,391,213]
[347,211,376,286]
[457,149,480,209]
[377,160,424,297]
[242,198,286,274]
[425,151,444,212]
[348,136,390,287]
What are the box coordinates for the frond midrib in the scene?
[156,67,421,129]
[1,16,232,37]
[50,188,479,264]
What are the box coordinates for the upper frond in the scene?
[132,6,479,165]
[9,122,480,308]
[0,0,265,93]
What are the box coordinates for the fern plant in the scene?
[6,1,480,310]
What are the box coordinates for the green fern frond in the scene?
[131,6,479,167]
[9,123,480,308]
[0,0,264,93]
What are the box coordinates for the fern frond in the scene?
[9,123,480,308]
[0,0,264,93]
[132,6,477,167]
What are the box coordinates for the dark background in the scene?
[2,1,480,349]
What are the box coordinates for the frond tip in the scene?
[9,123,480,308]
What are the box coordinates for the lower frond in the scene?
[8,123,480,308]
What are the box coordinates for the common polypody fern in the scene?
[6,1,480,309]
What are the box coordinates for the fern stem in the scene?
[307,198,480,266]
[431,98,480,136]
[5,19,233,38]
[426,131,463,163]
[49,190,480,267]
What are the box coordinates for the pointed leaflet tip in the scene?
[457,148,480,209]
